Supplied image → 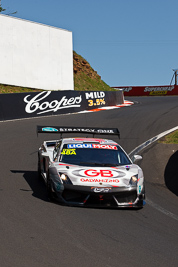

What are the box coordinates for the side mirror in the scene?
[133,155,142,162]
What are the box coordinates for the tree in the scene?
[0,2,6,13]
[0,1,17,15]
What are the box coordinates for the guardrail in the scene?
[113,85,178,96]
[0,90,124,121]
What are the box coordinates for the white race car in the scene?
[37,126,145,208]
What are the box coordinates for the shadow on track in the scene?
[11,170,49,202]
[164,150,178,196]
[10,170,145,210]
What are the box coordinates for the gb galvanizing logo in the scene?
[24,91,82,114]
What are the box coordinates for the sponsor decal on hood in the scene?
[71,168,125,178]
[80,178,119,183]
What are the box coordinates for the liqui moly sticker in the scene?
[68,144,93,148]
[67,144,117,150]
[92,144,117,150]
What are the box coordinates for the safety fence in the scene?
[113,85,178,96]
[0,90,124,121]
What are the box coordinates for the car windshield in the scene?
[59,143,131,166]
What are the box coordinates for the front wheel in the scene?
[38,155,43,180]
[47,173,54,201]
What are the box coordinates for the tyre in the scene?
[47,172,54,201]
[38,155,43,180]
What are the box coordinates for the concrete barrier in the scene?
[0,14,73,91]
[113,85,178,96]
[0,90,124,121]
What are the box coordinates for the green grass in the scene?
[0,76,116,94]
[159,130,178,144]
[0,81,116,94]
[0,84,42,94]
[74,71,116,91]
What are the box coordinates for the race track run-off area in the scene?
[0,96,178,267]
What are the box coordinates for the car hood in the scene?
[55,163,141,187]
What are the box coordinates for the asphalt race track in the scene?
[0,96,178,267]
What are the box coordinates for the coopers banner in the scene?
[113,85,178,96]
[0,90,124,121]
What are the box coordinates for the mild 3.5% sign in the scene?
[88,98,106,107]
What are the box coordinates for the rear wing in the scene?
[37,126,120,138]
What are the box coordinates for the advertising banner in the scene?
[113,85,178,96]
[0,90,124,121]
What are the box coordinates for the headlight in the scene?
[58,173,72,185]
[60,173,67,181]
[129,175,138,185]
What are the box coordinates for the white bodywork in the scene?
[38,137,145,207]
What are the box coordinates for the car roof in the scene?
[62,137,118,145]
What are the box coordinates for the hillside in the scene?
[73,51,113,91]
[0,51,114,93]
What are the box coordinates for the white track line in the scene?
[146,199,178,221]
[129,126,178,159]
[129,126,178,221]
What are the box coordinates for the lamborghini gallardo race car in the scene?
[37,126,145,208]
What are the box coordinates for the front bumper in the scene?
[53,184,144,208]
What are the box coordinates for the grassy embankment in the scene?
[159,130,178,144]
[0,51,116,94]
